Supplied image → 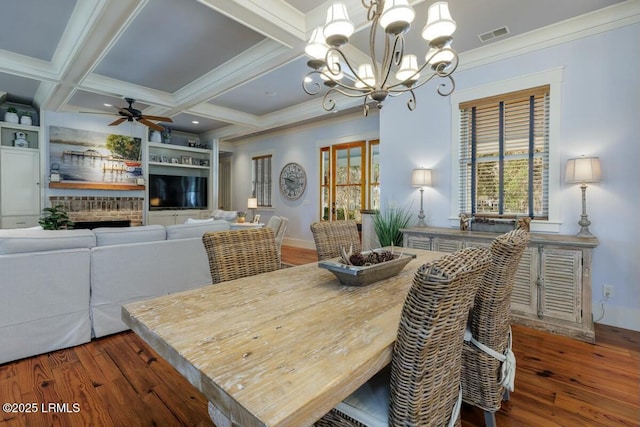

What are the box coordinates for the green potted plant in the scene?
[4,106,19,124]
[373,205,413,247]
[237,211,247,223]
[18,111,32,126]
[39,205,74,230]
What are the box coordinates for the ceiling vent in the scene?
[478,26,510,43]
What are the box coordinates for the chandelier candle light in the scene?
[412,168,432,227]
[565,156,601,237]
[303,1,458,115]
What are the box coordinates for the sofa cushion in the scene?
[166,220,230,240]
[93,225,166,246]
[211,209,238,221]
[185,217,215,224]
[0,229,96,255]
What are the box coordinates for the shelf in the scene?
[49,182,144,191]
[148,161,209,170]
[148,142,211,154]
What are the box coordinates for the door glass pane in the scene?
[336,152,348,185]
[349,147,362,184]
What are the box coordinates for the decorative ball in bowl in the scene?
[318,248,415,287]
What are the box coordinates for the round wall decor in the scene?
[279,162,307,200]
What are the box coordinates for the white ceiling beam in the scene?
[197,0,306,48]
[81,74,175,109]
[188,103,259,128]
[0,50,58,82]
[38,0,148,110]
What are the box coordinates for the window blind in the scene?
[252,155,272,207]
[459,85,549,219]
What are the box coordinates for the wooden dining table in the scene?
[122,247,444,427]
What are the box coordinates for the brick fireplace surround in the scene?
[48,196,143,226]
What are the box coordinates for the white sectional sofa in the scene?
[0,220,230,364]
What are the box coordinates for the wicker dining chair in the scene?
[310,220,361,261]
[202,227,279,284]
[461,228,530,427]
[315,246,491,427]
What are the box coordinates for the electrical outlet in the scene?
[603,284,614,298]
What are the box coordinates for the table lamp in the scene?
[565,156,601,237]
[247,197,258,222]
[411,168,432,227]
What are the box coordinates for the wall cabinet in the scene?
[0,122,41,228]
[402,227,599,342]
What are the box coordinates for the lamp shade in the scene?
[412,168,432,187]
[305,27,329,59]
[565,157,602,183]
[380,0,415,35]
[247,198,258,209]
[323,2,354,46]
[422,1,456,41]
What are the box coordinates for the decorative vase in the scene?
[20,115,32,126]
[237,217,246,223]
[150,130,161,143]
[4,112,19,124]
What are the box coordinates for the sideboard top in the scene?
[401,226,599,248]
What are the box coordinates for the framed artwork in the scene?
[253,214,261,224]
[160,155,169,163]
[49,126,142,188]
[201,159,210,166]
[181,156,192,165]
[171,158,179,164]
[149,154,159,162]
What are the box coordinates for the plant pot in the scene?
[20,115,32,126]
[4,112,19,124]
[237,217,246,223]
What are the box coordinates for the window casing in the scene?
[459,85,550,219]
[252,155,272,207]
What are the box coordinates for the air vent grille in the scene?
[478,26,510,43]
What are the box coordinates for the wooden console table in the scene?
[401,227,599,343]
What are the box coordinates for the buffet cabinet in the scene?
[401,227,599,342]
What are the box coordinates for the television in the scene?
[149,174,208,210]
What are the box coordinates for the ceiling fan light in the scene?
[305,27,329,59]
[355,63,376,88]
[422,1,456,41]
[396,54,420,83]
[380,0,415,35]
[323,2,354,46]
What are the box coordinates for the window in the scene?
[252,155,272,207]
[459,85,550,219]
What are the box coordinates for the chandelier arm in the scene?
[368,6,381,81]
[326,47,375,91]
[436,75,456,97]
[302,71,324,95]
[322,89,338,112]
[380,35,404,89]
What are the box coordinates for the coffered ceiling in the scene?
[0,0,626,141]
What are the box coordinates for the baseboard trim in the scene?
[594,304,640,332]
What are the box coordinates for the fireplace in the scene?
[73,220,132,229]
[48,196,143,226]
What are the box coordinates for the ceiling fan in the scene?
[87,98,173,131]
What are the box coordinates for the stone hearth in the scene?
[48,196,143,226]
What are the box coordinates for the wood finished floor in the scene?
[0,245,637,427]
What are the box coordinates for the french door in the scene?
[320,140,379,222]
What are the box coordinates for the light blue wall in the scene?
[379,23,640,330]
[229,114,379,247]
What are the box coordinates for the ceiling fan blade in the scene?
[108,117,127,126]
[118,108,133,117]
[138,118,164,131]
[140,115,173,123]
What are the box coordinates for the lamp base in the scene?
[576,214,594,237]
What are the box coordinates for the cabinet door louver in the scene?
[434,238,463,253]
[541,248,582,322]
[407,236,431,250]
[511,247,537,314]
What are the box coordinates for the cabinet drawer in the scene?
[1,216,40,229]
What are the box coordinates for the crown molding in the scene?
[459,0,640,72]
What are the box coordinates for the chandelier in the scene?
[303,1,459,115]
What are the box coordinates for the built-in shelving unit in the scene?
[0,120,41,228]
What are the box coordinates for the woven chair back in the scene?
[389,247,491,427]
[202,228,279,284]
[461,228,530,413]
[310,220,361,261]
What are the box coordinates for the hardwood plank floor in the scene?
[0,245,637,427]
